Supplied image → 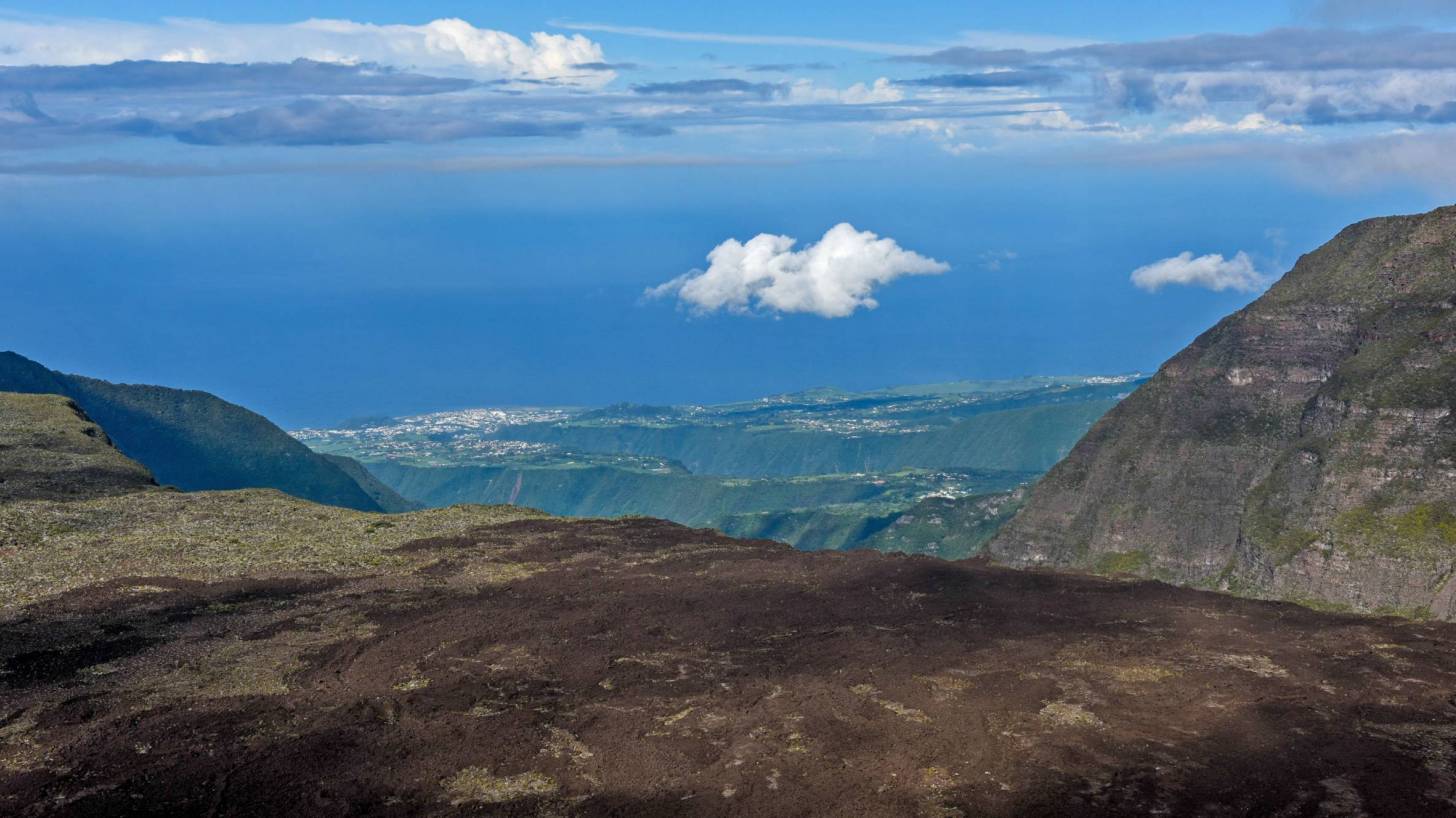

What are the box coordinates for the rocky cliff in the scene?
[991,204,1456,618]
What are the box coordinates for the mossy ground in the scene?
[0,487,542,609]
[1092,550,1150,575]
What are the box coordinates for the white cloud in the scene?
[1169,113,1303,135]
[646,223,949,318]
[0,16,612,86]
[1003,108,1129,134]
[1130,251,1268,292]
[785,77,902,105]
[874,119,984,155]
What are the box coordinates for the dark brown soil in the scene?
[5,517,1456,816]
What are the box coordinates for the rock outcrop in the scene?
[991,204,1456,618]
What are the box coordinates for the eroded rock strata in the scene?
[992,204,1456,618]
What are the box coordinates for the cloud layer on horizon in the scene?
[646,224,949,318]
[0,17,611,86]
[2,13,1456,192]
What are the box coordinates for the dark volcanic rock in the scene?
[6,517,1456,816]
[991,204,1456,618]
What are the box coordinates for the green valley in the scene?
[294,376,1140,553]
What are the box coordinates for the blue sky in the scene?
[3,2,1456,425]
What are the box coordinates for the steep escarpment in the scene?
[0,352,388,512]
[991,204,1456,617]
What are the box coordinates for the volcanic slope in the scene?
[6,392,1456,816]
[0,393,155,502]
[992,204,1456,619]
[0,351,402,512]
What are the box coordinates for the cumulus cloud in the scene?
[1169,113,1303,135]
[1005,109,1125,133]
[0,16,612,86]
[646,223,949,318]
[1130,251,1268,292]
[785,77,902,104]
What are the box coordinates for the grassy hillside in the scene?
[0,351,386,512]
[0,392,156,502]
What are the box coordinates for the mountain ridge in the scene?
[990,203,1456,618]
[0,351,403,512]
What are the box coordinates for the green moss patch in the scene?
[1334,503,1456,563]
[1093,550,1150,575]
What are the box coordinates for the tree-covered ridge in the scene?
[0,351,400,512]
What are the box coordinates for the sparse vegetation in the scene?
[444,767,558,805]
[1093,549,1150,575]
[0,488,542,608]
[1334,503,1456,563]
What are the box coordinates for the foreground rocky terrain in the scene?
[993,204,1456,618]
[8,393,1456,816]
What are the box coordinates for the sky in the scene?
[4,2,1456,426]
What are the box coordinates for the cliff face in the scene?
[991,205,1456,618]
